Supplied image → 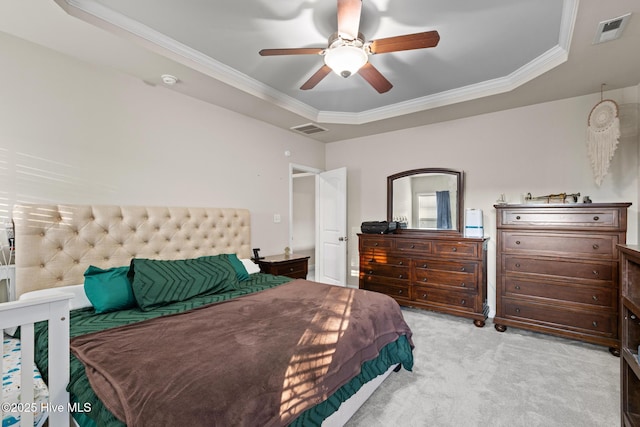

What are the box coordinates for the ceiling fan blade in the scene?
[358,62,392,93]
[369,31,440,54]
[259,48,324,56]
[337,0,362,40]
[300,65,332,90]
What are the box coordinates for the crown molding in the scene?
[55,0,578,126]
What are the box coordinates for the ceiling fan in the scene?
[259,0,440,94]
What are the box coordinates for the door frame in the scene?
[288,163,322,258]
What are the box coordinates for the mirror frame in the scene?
[387,168,464,235]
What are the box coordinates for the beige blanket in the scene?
[70,280,413,426]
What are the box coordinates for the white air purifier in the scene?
[464,209,484,238]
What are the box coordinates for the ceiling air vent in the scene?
[290,123,328,135]
[593,13,631,44]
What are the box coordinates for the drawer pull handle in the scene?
[592,321,598,327]
[374,242,379,246]
[398,275,404,279]
[289,267,294,272]
[460,267,465,272]
[369,258,375,262]
[593,216,599,221]
[411,244,415,249]
[592,270,599,276]
[631,314,637,320]
[422,293,427,299]
[461,299,466,305]
[592,244,599,250]
[398,290,403,295]
[592,295,599,301]
[461,282,466,287]
[515,215,521,220]
[515,263,521,268]
[515,240,521,245]
[422,264,428,268]
[398,261,404,265]
[515,285,521,290]
[515,308,520,313]
[368,270,373,274]
[422,278,428,282]
[452,247,457,252]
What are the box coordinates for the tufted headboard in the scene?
[13,204,252,297]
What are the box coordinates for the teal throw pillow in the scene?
[224,253,250,281]
[84,265,136,314]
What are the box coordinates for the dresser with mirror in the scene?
[358,168,489,326]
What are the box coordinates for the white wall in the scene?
[326,86,640,316]
[0,32,325,257]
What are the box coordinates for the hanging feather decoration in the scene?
[587,98,620,186]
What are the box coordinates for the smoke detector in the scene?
[593,13,631,44]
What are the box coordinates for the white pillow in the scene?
[19,284,92,310]
[241,258,261,275]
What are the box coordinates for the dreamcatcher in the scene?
[587,85,620,186]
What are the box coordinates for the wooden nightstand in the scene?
[257,254,310,279]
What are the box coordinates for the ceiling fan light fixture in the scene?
[324,46,368,78]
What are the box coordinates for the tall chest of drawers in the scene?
[494,203,631,353]
[358,233,489,327]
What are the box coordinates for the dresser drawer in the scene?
[396,240,432,252]
[501,232,618,259]
[414,286,477,312]
[502,299,617,336]
[361,278,410,300]
[504,256,614,282]
[503,278,616,309]
[360,263,409,280]
[414,259,478,290]
[360,236,394,249]
[433,241,479,258]
[360,254,408,267]
[499,207,622,229]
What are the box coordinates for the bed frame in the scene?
[0,294,72,427]
[11,203,395,426]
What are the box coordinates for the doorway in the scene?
[289,163,321,279]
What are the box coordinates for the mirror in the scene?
[387,168,464,233]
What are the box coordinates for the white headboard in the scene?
[13,204,251,297]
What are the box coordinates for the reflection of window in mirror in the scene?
[417,193,437,228]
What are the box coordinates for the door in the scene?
[315,167,347,286]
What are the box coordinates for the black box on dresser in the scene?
[358,233,489,327]
[494,202,631,355]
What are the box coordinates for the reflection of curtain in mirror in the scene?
[436,191,451,229]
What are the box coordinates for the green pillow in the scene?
[83,265,136,314]
[224,253,250,281]
[129,255,240,311]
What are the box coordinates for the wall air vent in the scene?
[593,13,631,44]
[290,123,328,135]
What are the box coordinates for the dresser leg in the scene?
[609,347,620,357]
[494,324,507,332]
[473,319,485,328]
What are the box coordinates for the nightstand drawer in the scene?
[257,255,309,279]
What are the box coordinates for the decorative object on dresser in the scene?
[359,167,489,327]
[619,244,640,426]
[359,233,488,326]
[257,253,310,279]
[494,202,631,355]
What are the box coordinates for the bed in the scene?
[10,204,414,426]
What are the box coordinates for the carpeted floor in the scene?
[346,308,619,427]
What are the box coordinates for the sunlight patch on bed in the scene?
[279,287,355,419]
